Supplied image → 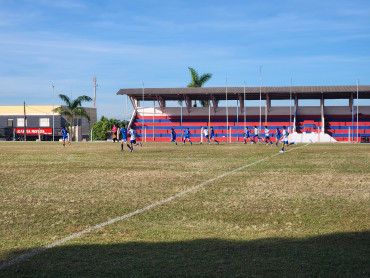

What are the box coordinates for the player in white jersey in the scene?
[279,126,294,153]
[203,127,210,144]
[128,127,142,152]
[252,126,259,144]
[264,126,273,146]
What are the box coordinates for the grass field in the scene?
[0,142,369,277]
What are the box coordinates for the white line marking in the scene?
[0,143,309,270]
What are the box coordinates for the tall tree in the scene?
[187,67,212,107]
[54,94,92,141]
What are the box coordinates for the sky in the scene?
[0,0,369,119]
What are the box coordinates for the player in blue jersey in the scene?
[209,127,219,144]
[61,126,71,147]
[183,128,192,145]
[120,124,131,151]
[170,127,177,146]
[275,127,281,147]
[243,127,251,144]
[264,126,273,146]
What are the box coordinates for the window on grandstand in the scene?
[82,118,86,126]
[39,118,50,127]
[17,118,27,127]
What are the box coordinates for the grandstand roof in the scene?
[117,85,370,101]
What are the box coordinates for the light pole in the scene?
[226,77,228,143]
[259,66,262,132]
[243,81,246,132]
[290,78,292,133]
[357,79,359,142]
[52,85,55,141]
[142,82,144,143]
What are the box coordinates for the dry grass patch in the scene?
[0,142,369,277]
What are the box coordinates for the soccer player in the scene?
[203,127,210,144]
[209,127,219,144]
[275,127,281,147]
[252,126,259,144]
[61,126,71,147]
[280,126,289,153]
[264,126,273,146]
[170,127,177,146]
[128,127,142,152]
[120,124,131,151]
[183,128,192,145]
[243,127,251,144]
[112,124,118,143]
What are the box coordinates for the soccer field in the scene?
[0,142,369,277]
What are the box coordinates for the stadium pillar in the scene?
[351,92,354,142]
[265,93,270,126]
[153,100,155,142]
[181,99,183,140]
[320,94,325,133]
[208,101,211,129]
[294,95,298,133]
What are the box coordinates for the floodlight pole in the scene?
[52,85,55,141]
[226,77,229,143]
[259,66,262,132]
[357,79,359,142]
[290,78,292,133]
[23,101,26,141]
[236,95,239,141]
[142,82,144,143]
[243,81,246,132]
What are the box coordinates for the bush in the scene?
[90,116,128,141]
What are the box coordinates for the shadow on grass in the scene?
[2,231,369,277]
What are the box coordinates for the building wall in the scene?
[0,105,97,141]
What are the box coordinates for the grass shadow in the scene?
[1,231,369,277]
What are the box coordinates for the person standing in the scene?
[112,124,118,143]
[61,126,71,147]
[120,124,131,151]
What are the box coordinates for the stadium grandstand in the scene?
[117,85,370,143]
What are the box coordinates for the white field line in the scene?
[0,143,309,270]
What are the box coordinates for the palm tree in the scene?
[187,67,212,107]
[54,94,92,141]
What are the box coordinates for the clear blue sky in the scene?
[1,0,369,119]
